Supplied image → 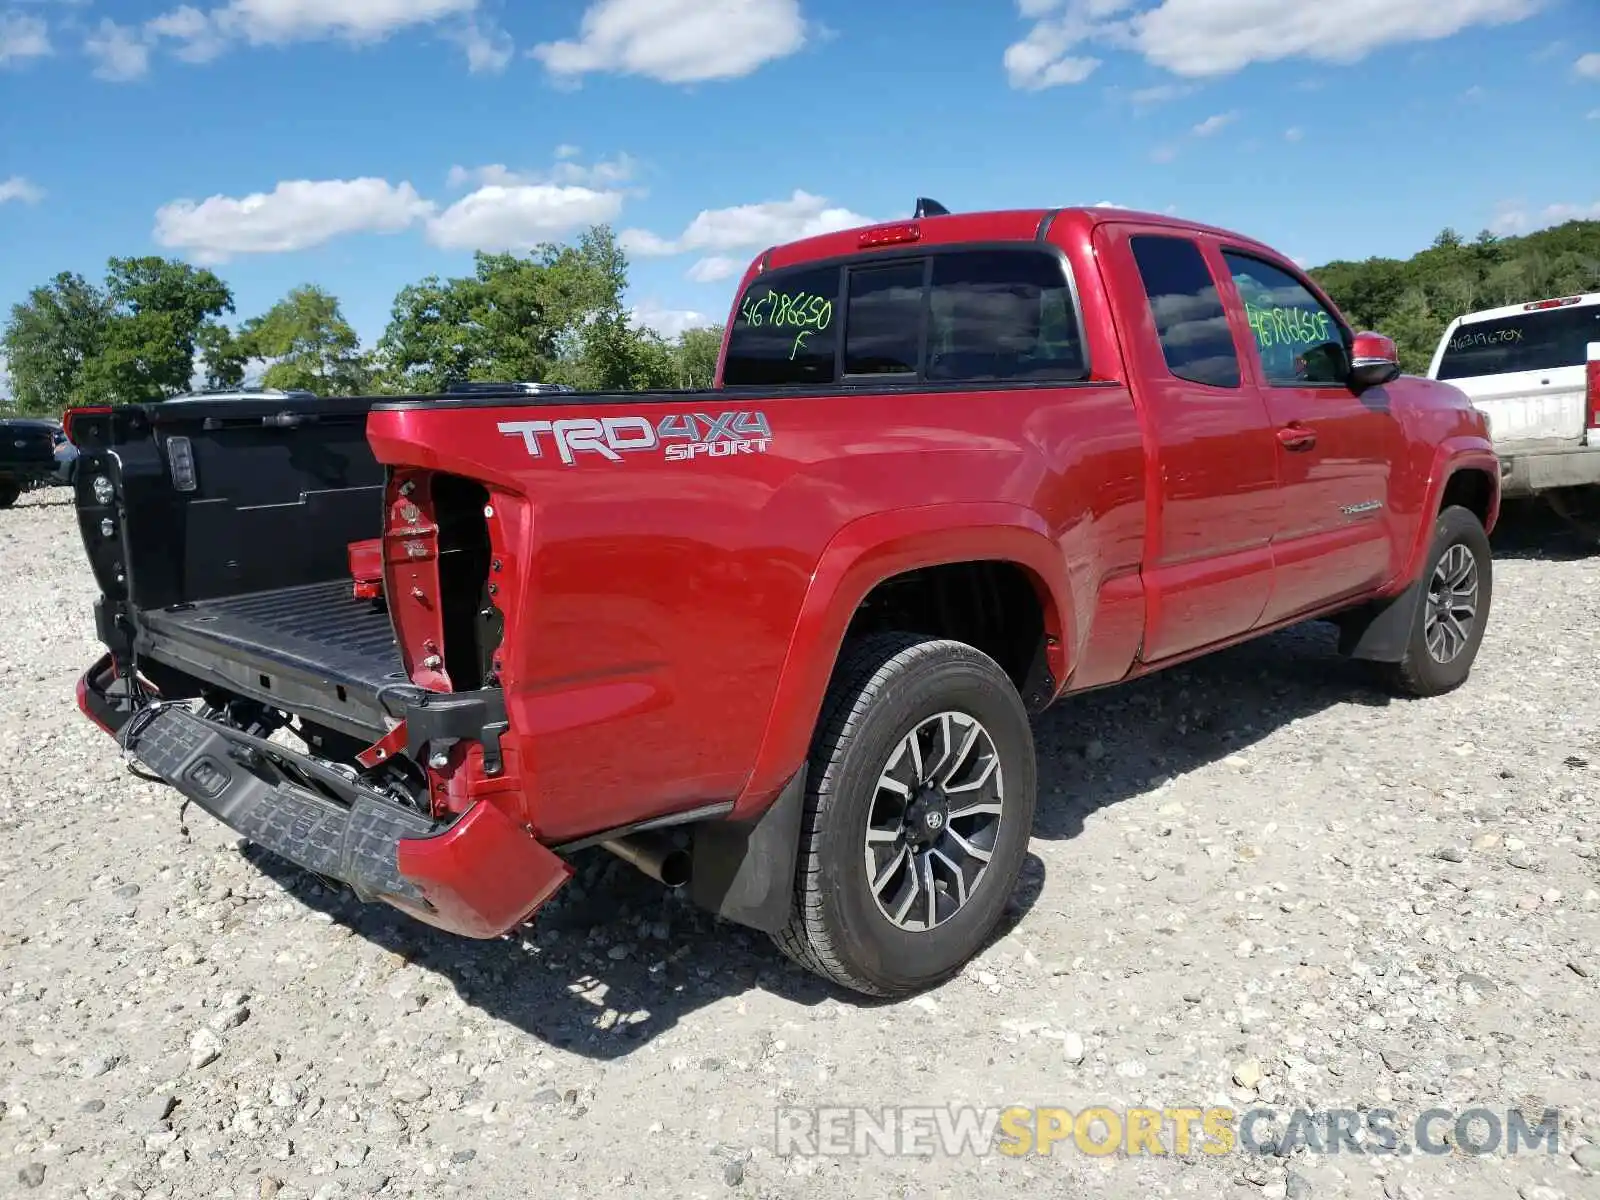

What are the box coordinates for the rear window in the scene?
[721,248,1086,387]
[720,265,841,386]
[1436,304,1600,380]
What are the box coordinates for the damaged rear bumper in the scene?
[79,661,570,939]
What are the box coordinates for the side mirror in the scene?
[1349,331,1401,390]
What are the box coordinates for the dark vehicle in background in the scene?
[0,418,68,507]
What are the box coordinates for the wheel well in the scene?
[843,561,1050,702]
[1440,469,1494,527]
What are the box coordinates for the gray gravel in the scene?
[2,488,1598,1199]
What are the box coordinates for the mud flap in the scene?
[1336,577,1422,663]
[689,768,807,934]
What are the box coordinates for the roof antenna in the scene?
[913,197,949,219]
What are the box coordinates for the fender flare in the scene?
[1342,440,1498,663]
[1399,440,1500,586]
[731,502,1072,817]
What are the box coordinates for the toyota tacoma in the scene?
[68,202,1499,997]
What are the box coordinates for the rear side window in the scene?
[1128,235,1240,388]
[925,251,1085,382]
[722,265,840,386]
[1436,305,1600,380]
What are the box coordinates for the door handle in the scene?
[1277,424,1317,452]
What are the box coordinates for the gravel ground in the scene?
[2,488,1598,1200]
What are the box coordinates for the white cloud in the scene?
[1137,0,1539,76]
[1191,110,1237,136]
[216,0,475,44]
[426,185,624,251]
[1489,200,1600,237]
[621,189,872,258]
[1124,82,1192,104]
[446,152,639,191]
[86,18,151,81]
[1576,52,1600,79]
[1005,0,1539,88]
[686,255,741,283]
[1092,200,1123,208]
[532,0,807,84]
[1284,126,1303,141]
[447,18,512,73]
[147,6,230,62]
[629,301,714,339]
[1149,143,1177,163]
[154,177,435,262]
[0,176,45,205]
[0,12,51,65]
[145,0,481,69]
[1589,109,1600,121]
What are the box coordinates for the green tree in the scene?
[236,285,370,395]
[1,272,113,414]
[378,224,639,392]
[673,326,724,388]
[87,257,236,403]
[1311,219,1600,375]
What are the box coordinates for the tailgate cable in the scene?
[119,700,173,787]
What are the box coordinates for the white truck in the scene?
[1428,292,1600,540]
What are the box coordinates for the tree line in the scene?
[0,225,724,416]
[5,217,1599,416]
[1310,219,1600,374]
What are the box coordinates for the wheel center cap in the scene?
[905,786,949,847]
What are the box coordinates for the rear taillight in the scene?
[1524,296,1582,311]
[1587,341,1600,433]
[63,404,113,447]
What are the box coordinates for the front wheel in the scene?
[1379,504,1493,698]
[772,633,1037,997]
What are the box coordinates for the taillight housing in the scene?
[63,404,113,447]
[1587,341,1600,435]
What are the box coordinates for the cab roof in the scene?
[755,204,1279,275]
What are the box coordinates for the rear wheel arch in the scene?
[733,508,1072,817]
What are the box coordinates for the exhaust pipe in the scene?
[599,833,691,889]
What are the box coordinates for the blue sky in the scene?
[1,0,1597,367]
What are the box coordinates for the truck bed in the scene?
[137,581,407,739]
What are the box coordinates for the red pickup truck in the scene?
[68,202,1499,998]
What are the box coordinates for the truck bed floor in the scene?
[137,581,407,736]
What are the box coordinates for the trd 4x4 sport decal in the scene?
[498,412,772,466]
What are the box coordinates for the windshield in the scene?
[1436,304,1600,380]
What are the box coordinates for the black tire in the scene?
[772,633,1037,997]
[1380,505,1493,698]
[0,481,20,509]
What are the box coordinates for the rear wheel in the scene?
[0,481,20,509]
[1380,504,1492,697]
[772,633,1037,997]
